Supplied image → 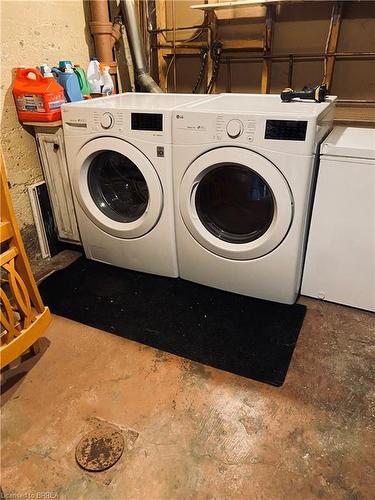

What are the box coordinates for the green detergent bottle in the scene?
[73,65,91,96]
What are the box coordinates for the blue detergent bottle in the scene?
[52,67,83,102]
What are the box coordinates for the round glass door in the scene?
[73,137,163,239]
[88,151,149,223]
[179,147,293,260]
[195,164,274,244]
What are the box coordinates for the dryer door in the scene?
[73,137,163,239]
[179,147,293,260]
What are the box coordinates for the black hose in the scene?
[206,40,223,94]
[192,47,209,94]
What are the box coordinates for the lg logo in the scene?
[176,114,184,119]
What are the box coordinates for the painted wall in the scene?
[0,0,92,261]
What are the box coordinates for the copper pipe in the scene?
[221,52,375,61]
[89,0,121,90]
[157,46,375,59]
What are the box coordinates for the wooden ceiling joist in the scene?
[191,0,305,11]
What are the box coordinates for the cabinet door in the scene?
[301,156,375,312]
[36,129,80,243]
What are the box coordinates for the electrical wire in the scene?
[165,55,176,93]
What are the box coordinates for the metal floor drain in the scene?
[75,428,124,471]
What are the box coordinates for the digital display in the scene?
[265,120,307,141]
[131,113,163,131]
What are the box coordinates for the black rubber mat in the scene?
[39,257,306,386]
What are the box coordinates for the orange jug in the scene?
[12,67,66,122]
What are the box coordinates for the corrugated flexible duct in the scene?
[120,0,162,93]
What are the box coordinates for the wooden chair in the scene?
[1,154,51,369]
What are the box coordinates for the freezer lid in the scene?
[321,126,375,159]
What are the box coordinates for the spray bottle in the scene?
[101,66,114,95]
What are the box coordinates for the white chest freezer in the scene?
[302,126,375,311]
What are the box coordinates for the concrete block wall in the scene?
[0,0,93,262]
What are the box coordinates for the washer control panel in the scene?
[92,111,124,133]
[62,106,169,143]
[100,112,114,129]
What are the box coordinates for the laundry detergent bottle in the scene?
[52,67,83,102]
[13,67,66,122]
[73,64,91,96]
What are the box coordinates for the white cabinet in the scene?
[36,127,81,244]
[302,127,375,311]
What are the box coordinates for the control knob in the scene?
[100,112,114,129]
[226,119,243,139]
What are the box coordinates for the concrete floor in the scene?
[1,298,374,500]
[32,249,82,284]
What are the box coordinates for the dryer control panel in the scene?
[173,109,334,155]
[215,116,256,143]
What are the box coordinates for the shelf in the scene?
[191,0,302,11]
[23,120,62,128]
[334,104,375,127]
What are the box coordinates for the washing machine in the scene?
[62,93,214,277]
[172,93,336,303]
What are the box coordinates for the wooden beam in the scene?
[162,48,202,57]
[225,39,264,51]
[323,1,343,92]
[159,39,264,56]
[191,0,305,11]
[260,4,275,93]
[155,0,168,91]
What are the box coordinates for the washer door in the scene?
[73,137,163,239]
[179,147,293,260]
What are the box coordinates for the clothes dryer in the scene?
[172,93,336,302]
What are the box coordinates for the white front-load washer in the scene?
[173,93,336,303]
[62,93,214,277]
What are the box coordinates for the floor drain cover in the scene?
[75,428,124,471]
